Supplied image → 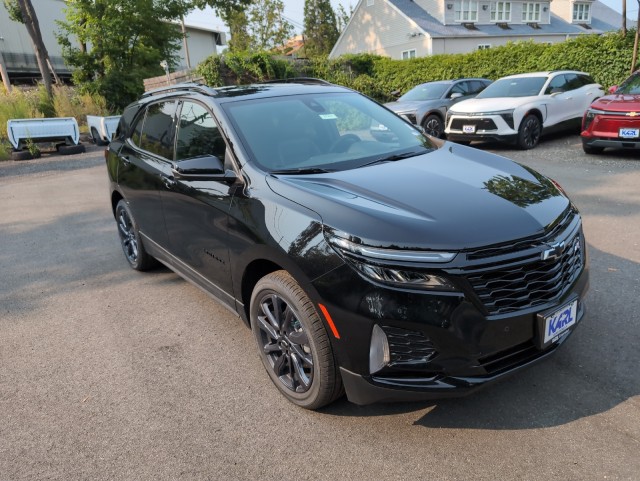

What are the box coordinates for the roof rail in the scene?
[260,77,333,86]
[141,82,216,98]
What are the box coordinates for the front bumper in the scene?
[582,136,640,150]
[445,113,517,144]
[339,289,586,405]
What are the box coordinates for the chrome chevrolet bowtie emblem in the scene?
[542,241,565,261]
[628,112,638,117]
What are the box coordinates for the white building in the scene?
[0,0,225,80]
[330,0,627,59]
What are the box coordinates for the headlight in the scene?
[583,108,604,130]
[327,235,458,291]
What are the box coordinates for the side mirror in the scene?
[172,155,237,183]
[609,85,618,94]
[450,92,463,100]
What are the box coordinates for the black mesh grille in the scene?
[465,233,583,315]
[382,326,437,366]
[478,341,556,375]
[450,118,498,131]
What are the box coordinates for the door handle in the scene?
[122,155,131,165]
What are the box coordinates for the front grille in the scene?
[465,232,583,315]
[382,326,437,367]
[450,118,498,131]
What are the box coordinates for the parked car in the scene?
[384,78,492,138]
[581,70,640,154]
[87,115,121,146]
[107,80,589,409]
[445,71,604,149]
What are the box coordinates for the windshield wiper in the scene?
[360,150,428,168]
[270,167,333,175]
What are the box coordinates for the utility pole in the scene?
[180,16,191,69]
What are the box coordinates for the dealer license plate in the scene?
[543,300,577,344]
[463,125,476,134]
[619,128,639,138]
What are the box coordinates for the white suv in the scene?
[444,71,604,149]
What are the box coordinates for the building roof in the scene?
[387,0,625,38]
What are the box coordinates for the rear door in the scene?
[117,100,177,249]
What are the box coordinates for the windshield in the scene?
[618,73,640,94]
[223,92,436,173]
[398,83,449,101]
[476,77,547,98]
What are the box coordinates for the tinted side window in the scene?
[578,74,595,86]
[564,74,582,91]
[117,104,139,140]
[140,101,177,160]
[450,82,471,95]
[545,75,569,94]
[176,101,226,162]
[469,80,487,94]
[130,110,145,147]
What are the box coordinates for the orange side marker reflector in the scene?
[318,303,340,339]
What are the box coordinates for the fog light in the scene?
[369,324,390,374]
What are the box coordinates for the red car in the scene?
[581,71,640,154]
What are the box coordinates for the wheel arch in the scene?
[421,110,445,126]
[239,258,285,325]
[523,108,544,126]
[111,191,124,218]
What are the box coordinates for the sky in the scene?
[185,0,632,34]
[185,1,356,33]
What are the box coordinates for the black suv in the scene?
[107,80,589,409]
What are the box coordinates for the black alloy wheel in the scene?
[250,271,343,409]
[517,114,542,150]
[422,114,444,138]
[115,200,157,271]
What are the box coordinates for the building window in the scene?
[454,0,478,22]
[522,2,542,22]
[367,0,374,6]
[477,44,491,50]
[573,2,591,21]
[490,2,511,21]
[402,49,416,60]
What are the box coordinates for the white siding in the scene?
[330,0,431,58]
[176,28,220,69]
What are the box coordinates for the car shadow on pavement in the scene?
[323,246,639,430]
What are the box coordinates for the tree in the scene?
[336,3,353,32]
[57,0,189,110]
[303,0,339,57]
[189,0,252,52]
[3,0,55,96]
[247,0,293,51]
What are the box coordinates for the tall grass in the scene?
[0,83,110,160]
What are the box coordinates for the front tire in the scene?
[115,200,157,271]
[91,127,107,146]
[517,114,541,150]
[250,271,343,409]
[422,114,444,138]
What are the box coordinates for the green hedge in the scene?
[197,30,636,103]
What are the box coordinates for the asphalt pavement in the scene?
[0,137,638,480]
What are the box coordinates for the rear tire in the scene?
[58,144,86,155]
[250,270,343,410]
[115,200,158,271]
[91,127,107,146]
[517,114,541,150]
[10,150,34,161]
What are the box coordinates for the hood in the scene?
[385,100,440,113]
[265,144,569,251]
[591,94,640,112]
[451,97,539,113]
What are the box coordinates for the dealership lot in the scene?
[0,136,638,480]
